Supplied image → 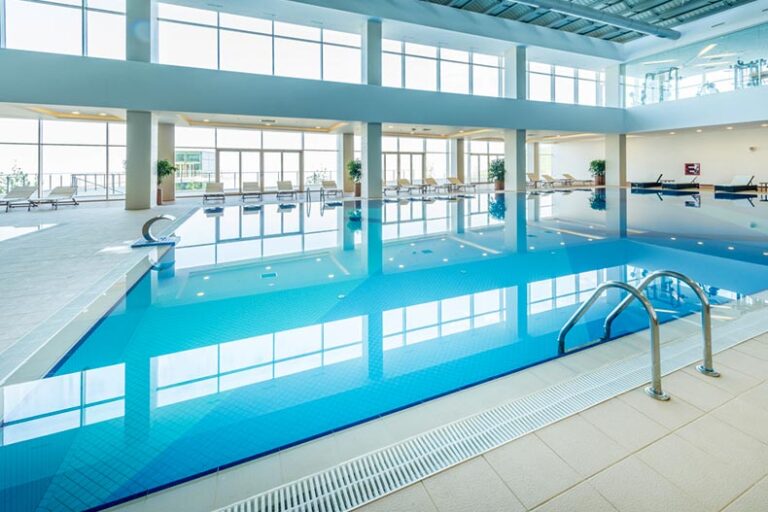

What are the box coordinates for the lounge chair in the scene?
[714,175,757,193]
[397,178,422,195]
[447,177,476,193]
[527,173,542,188]
[662,177,699,190]
[321,180,342,199]
[241,182,262,202]
[383,181,399,196]
[30,186,78,210]
[541,174,566,188]
[276,180,298,200]
[203,182,225,202]
[423,177,439,192]
[562,173,591,186]
[1,185,37,212]
[630,174,663,189]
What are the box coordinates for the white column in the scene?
[125,111,157,210]
[126,0,158,63]
[531,142,540,180]
[362,19,382,86]
[504,129,527,191]
[362,123,382,198]
[504,46,527,99]
[158,122,175,202]
[605,64,625,108]
[605,133,627,187]
[449,138,465,182]
[340,132,355,194]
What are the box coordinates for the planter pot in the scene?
[156,188,163,205]
[494,180,505,191]
[594,175,605,186]
[354,182,361,197]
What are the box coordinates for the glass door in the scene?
[217,150,263,192]
[263,151,302,191]
[384,152,425,184]
[384,153,398,184]
[241,151,261,189]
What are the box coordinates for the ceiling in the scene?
[421,0,758,43]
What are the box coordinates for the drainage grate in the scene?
[216,315,766,512]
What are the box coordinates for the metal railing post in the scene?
[557,281,669,401]
[603,270,719,378]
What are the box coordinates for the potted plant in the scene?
[347,158,362,197]
[157,160,177,205]
[488,158,505,191]
[589,159,606,186]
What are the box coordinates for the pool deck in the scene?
[356,336,768,512]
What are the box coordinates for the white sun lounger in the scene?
[30,186,78,210]
[1,185,37,212]
[241,182,262,202]
[276,180,298,200]
[203,182,226,202]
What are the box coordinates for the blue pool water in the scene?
[3,189,768,511]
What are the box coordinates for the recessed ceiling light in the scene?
[314,126,321,129]
[398,264,405,269]
[203,275,210,280]
[203,119,210,123]
[459,130,465,133]
[99,112,107,117]
[196,292,205,297]
[482,252,488,257]
[726,126,734,130]
[696,129,703,133]
[727,246,735,251]
[762,124,768,128]
[71,111,80,115]
[328,273,335,279]
[388,125,394,128]
[669,132,676,135]
[442,258,449,262]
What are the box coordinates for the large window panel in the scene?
[158,3,216,25]
[219,13,272,33]
[441,61,470,94]
[274,38,321,79]
[529,73,552,102]
[383,53,403,88]
[41,145,107,195]
[220,31,273,75]
[472,65,499,97]
[0,118,38,143]
[42,121,106,145]
[87,11,126,60]
[323,45,362,84]
[6,0,82,55]
[555,76,575,104]
[405,56,437,91]
[158,21,218,69]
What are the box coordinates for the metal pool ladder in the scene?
[557,271,719,401]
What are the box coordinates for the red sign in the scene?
[685,163,701,176]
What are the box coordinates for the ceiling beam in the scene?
[499,0,682,38]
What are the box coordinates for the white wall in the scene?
[549,127,768,184]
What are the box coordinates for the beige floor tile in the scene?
[279,434,341,483]
[740,381,768,411]
[732,338,768,361]
[713,349,768,380]
[356,483,438,512]
[661,370,735,411]
[531,482,616,512]
[712,398,768,444]
[637,433,758,511]
[536,415,630,478]
[617,386,704,430]
[722,475,768,512]
[589,457,706,512]
[423,457,525,512]
[135,475,218,512]
[484,434,582,509]
[681,362,760,395]
[580,398,669,451]
[676,415,768,477]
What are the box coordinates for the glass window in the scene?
[274,38,321,79]
[404,43,437,58]
[383,53,403,88]
[382,39,402,53]
[88,0,125,11]
[6,0,82,56]
[87,11,126,60]
[108,123,126,145]
[0,144,38,181]
[399,137,424,152]
[555,76,575,103]
[0,118,38,143]
[175,127,216,147]
[304,133,337,150]
[157,4,217,25]
[42,121,106,145]
[578,79,597,106]
[473,53,499,67]
[529,73,552,102]
[220,31,272,75]
[262,131,302,150]
[405,56,437,91]
[473,65,499,97]
[441,61,470,94]
[441,48,469,62]
[217,129,261,149]
[274,21,321,41]
[159,21,218,69]
[324,29,360,47]
[219,13,272,34]
[323,45,361,84]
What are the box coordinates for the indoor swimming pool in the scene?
[3,189,768,511]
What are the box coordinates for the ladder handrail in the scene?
[602,270,719,377]
[557,281,669,400]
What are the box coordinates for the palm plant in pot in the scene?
[589,159,606,186]
[347,158,362,197]
[156,159,177,205]
[488,158,505,191]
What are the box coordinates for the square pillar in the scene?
[504,129,527,191]
[158,122,175,202]
[362,123,382,198]
[363,19,382,86]
[605,64,625,108]
[605,133,627,187]
[450,138,465,182]
[531,142,540,180]
[125,111,157,210]
[126,0,158,63]
[504,46,526,99]
[341,133,355,193]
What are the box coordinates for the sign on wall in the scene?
[685,163,701,176]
